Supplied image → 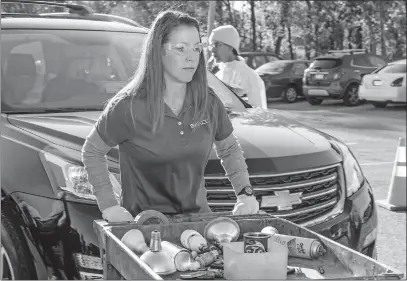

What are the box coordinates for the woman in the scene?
[81,10,259,222]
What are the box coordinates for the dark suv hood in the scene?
[7,109,341,174]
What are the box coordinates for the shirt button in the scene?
[180,131,184,135]
[178,121,182,126]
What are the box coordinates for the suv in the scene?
[1,2,378,280]
[302,49,387,106]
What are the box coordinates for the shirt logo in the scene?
[190,119,208,130]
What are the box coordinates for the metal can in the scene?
[271,234,326,259]
[161,241,193,272]
[243,232,271,253]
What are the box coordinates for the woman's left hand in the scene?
[232,195,259,215]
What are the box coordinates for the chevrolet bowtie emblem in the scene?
[261,190,303,211]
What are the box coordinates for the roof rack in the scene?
[328,49,368,55]
[1,0,93,16]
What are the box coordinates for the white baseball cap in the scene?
[209,25,240,53]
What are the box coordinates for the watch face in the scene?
[245,186,254,195]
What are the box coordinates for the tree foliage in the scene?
[2,0,405,61]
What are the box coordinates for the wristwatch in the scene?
[238,186,255,196]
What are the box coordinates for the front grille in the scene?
[205,164,342,224]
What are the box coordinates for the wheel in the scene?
[371,101,387,108]
[306,97,323,105]
[1,212,36,280]
[282,86,298,103]
[343,84,360,106]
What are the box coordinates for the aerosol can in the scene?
[261,228,326,260]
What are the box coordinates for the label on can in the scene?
[243,232,271,253]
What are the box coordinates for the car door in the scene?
[291,62,308,88]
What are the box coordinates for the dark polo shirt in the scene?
[96,89,233,216]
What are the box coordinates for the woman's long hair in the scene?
[104,10,208,133]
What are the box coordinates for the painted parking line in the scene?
[360,162,394,166]
[345,142,358,146]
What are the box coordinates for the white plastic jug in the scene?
[223,241,288,280]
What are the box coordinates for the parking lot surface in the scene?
[268,99,407,275]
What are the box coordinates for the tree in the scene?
[249,0,256,51]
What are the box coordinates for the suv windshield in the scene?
[1,29,246,113]
[309,58,342,69]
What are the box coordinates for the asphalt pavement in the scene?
[268,98,407,276]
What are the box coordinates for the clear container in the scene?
[223,241,288,280]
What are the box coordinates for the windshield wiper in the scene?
[4,108,102,114]
[43,107,102,113]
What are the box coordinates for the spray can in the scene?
[269,234,326,259]
[161,241,194,272]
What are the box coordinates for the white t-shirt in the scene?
[215,56,267,110]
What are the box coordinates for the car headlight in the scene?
[40,152,122,203]
[332,141,365,197]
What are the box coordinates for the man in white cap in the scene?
[208,25,267,110]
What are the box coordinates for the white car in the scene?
[359,59,406,108]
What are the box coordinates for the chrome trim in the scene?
[300,164,346,227]
[207,163,346,227]
[301,186,337,200]
[209,198,337,216]
[205,163,340,179]
[271,198,337,218]
[206,173,337,192]
[208,186,337,207]
[209,202,235,206]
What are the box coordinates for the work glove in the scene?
[102,205,134,222]
[232,195,259,215]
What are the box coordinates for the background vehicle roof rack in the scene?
[328,49,368,55]
[1,0,93,16]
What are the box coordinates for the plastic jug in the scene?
[223,241,288,280]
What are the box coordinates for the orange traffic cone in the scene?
[376,137,406,211]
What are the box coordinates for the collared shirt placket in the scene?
[164,103,192,147]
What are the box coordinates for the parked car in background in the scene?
[1,2,378,280]
[255,60,310,103]
[302,49,387,106]
[240,51,282,69]
[359,59,406,108]
[207,52,282,74]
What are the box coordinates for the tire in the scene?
[282,86,298,103]
[1,212,37,280]
[371,101,387,108]
[306,97,323,105]
[343,84,360,106]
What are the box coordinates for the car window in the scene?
[256,61,290,74]
[367,55,386,68]
[293,63,307,74]
[352,55,372,67]
[1,29,247,113]
[376,63,406,74]
[252,56,268,69]
[309,59,342,69]
[1,29,144,111]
